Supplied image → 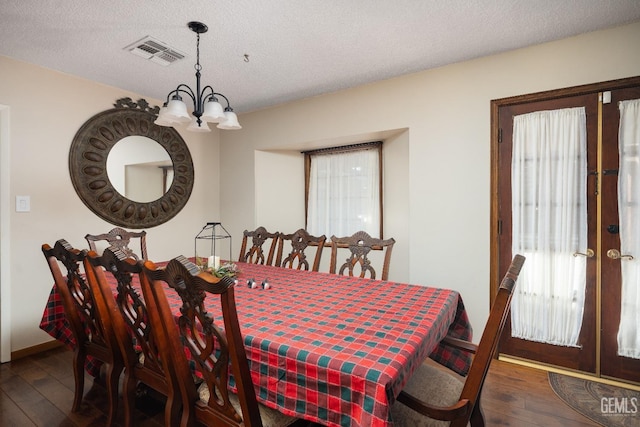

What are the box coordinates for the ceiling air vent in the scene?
[124,36,186,66]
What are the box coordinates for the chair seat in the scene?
[391,364,466,427]
[197,382,300,427]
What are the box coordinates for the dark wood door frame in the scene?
[490,76,640,301]
[599,85,640,383]
[489,75,640,380]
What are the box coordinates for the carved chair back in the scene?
[140,256,268,426]
[238,226,278,266]
[84,247,181,427]
[275,229,326,272]
[329,231,395,280]
[85,226,148,260]
[41,239,123,426]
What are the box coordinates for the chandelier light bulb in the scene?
[163,96,191,123]
[217,109,242,130]
[201,97,226,123]
[187,118,211,132]
[154,103,177,126]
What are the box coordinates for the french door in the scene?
[600,85,640,382]
[492,76,640,384]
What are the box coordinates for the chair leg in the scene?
[71,349,86,412]
[103,361,122,426]
[469,400,485,427]
[122,371,137,427]
[166,392,190,427]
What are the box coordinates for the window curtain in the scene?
[307,148,380,238]
[510,107,588,347]
[617,98,640,359]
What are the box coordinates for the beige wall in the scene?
[218,21,640,336]
[1,21,639,355]
[0,57,222,355]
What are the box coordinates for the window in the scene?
[304,141,382,238]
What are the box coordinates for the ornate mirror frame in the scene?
[69,98,194,228]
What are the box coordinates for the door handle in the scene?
[573,249,595,258]
[606,249,634,260]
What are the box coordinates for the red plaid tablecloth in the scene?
[40,262,472,427]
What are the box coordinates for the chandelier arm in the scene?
[200,85,216,100]
[212,92,232,109]
[200,87,232,109]
[172,84,197,105]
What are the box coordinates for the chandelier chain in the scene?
[195,33,202,72]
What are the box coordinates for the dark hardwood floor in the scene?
[0,346,599,426]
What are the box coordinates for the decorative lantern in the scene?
[194,222,232,270]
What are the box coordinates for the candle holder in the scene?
[194,222,233,271]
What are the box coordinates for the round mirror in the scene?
[69,98,194,228]
[106,135,173,203]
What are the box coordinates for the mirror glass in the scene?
[106,135,173,203]
[69,98,194,228]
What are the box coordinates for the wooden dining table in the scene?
[40,261,473,427]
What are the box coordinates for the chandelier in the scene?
[154,21,241,132]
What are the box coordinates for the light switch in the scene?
[16,196,30,212]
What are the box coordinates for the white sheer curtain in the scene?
[511,107,588,347]
[307,148,380,238]
[617,98,640,359]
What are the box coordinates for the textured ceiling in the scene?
[2,1,640,113]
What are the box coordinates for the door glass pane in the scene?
[617,98,640,359]
[510,107,588,347]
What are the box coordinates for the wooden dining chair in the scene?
[329,230,396,280]
[275,228,326,272]
[238,226,279,265]
[140,256,303,427]
[85,226,148,260]
[391,254,526,427]
[84,247,182,427]
[41,239,124,426]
